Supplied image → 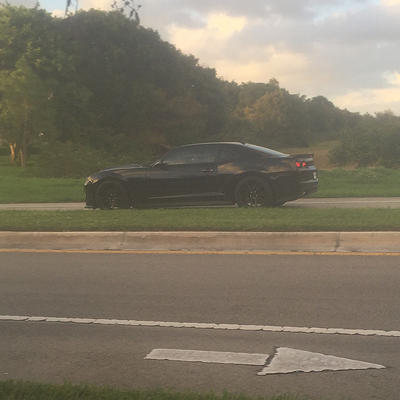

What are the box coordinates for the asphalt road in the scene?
[1,251,399,399]
[1,197,400,209]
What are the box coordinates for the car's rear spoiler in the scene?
[289,153,314,159]
[289,153,315,168]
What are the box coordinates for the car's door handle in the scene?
[201,168,217,173]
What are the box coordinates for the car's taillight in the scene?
[296,161,307,168]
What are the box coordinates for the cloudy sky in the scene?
[7,0,400,114]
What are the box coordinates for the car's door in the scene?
[214,144,256,189]
[145,144,222,203]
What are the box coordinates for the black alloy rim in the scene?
[99,184,124,209]
[238,181,268,207]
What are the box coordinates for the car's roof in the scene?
[177,142,288,157]
[178,142,244,147]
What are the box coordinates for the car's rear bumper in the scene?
[296,168,318,196]
[299,178,319,195]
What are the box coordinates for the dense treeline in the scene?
[0,5,399,176]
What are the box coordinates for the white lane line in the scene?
[295,200,400,204]
[145,349,269,366]
[258,347,385,375]
[1,314,400,337]
[291,199,400,204]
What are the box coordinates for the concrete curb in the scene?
[1,231,400,253]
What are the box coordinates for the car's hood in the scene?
[99,163,145,173]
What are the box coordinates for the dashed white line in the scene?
[1,314,400,337]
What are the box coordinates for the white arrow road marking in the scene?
[145,349,269,366]
[145,348,386,376]
[258,347,386,375]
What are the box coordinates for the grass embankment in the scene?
[314,168,400,197]
[0,163,83,203]
[0,381,307,400]
[1,208,399,231]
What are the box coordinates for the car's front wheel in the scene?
[95,180,130,210]
[235,176,274,207]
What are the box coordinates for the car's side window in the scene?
[162,148,188,165]
[163,146,218,165]
[218,145,250,162]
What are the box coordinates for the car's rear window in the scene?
[244,144,288,158]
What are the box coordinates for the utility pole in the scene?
[65,0,79,17]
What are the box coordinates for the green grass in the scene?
[1,208,400,231]
[0,381,308,400]
[0,161,84,203]
[313,168,400,198]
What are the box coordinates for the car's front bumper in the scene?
[84,182,96,208]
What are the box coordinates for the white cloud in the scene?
[384,71,400,85]
[168,13,247,59]
[334,87,400,113]
[334,70,400,113]
[215,49,310,85]
[381,0,400,6]
[80,0,110,10]
[52,9,64,17]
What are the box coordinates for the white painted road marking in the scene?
[258,347,385,375]
[145,349,269,366]
[1,314,400,337]
[145,347,385,375]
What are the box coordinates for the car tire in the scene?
[95,180,130,210]
[235,176,274,207]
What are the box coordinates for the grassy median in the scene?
[0,381,309,400]
[0,163,84,203]
[1,208,399,231]
[314,168,400,198]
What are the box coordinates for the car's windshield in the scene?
[245,144,288,158]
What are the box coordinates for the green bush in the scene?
[0,146,9,156]
[35,141,131,178]
[329,130,400,168]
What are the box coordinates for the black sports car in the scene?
[84,142,318,209]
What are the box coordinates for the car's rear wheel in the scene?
[235,176,274,207]
[95,181,130,210]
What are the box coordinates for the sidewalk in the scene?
[1,231,400,253]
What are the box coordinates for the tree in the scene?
[111,0,141,23]
[242,81,309,146]
[0,58,56,166]
[0,4,61,166]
